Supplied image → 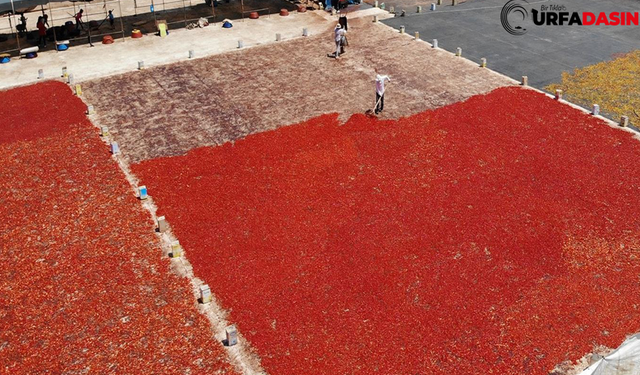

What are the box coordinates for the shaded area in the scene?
[82,16,512,163]
[132,86,640,375]
[382,0,640,88]
[0,0,297,55]
[0,81,237,375]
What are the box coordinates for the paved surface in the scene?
[383,0,640,88]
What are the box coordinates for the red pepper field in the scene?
[131,87,640,374]
[0,82,236,374]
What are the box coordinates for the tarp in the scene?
[579,333,640,375]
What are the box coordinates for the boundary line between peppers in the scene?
[77,85,268,375]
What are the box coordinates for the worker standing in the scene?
[334,24,346,59]
[108,10,115,29]
[374,72,391,114]
[36,16,47,47]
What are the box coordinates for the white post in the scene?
[238,40,244,48]
[620,115,629,127]
[38,69,44,79]
[276,33,281,41]
[86,105,95,115]
[100,126,109,137]
[199,284,212,303]
[157,216,168,232]
[373,15,378,22]
[189,50,195,58]
[430,3,436,10]
[521,76,528,86]
[456,47,462,56]
[480,58,486,67]
[110,141,120,154]
[414,31,419,40]
[592,104,600,116]
[432,39,438,48]
[400,25,405,34]
[226,325,238,346]
[138,61,144,70]
[555,89,562,100]
[417,5,421,12]
[302,28,308,36]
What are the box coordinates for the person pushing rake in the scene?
[366,70,391,117]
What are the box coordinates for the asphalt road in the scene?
[383,0,640,89]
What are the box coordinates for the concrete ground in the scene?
[80,13,513,163]
[382,0,640,88]
[0,0,298,55]
[0,10,354,89]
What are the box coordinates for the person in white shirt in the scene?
[375,72,391,114]
[334,24,346,58]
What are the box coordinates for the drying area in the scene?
[81,15,512,164]
[131,87,640,374]
[0,81,237,374]
[383,0,640,88]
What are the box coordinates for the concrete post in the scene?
[238,40,244,48]
[157,216,168,232]
[400,25,405,34]
[620,115,629,127]
[303,28,308,36]
[171,241,182,257]
[189,50,195,58]
[430,3,436,10]
[68,74,74,85]
[276,33,281,41]
[86,105,95,115]
[100,126,109,137]
[452,0,457,5]
[110,141,119,154]
[138,61,144,70]
[592,104,599,116]
[417,5,422,12]
[38,69,43,79]
[521,76,528,86]
[75,84,82,96]
[415,31,420,40]
[199,284,212,303]
[61,66,67,77]
[555,89,562,100]
[455,47,462,56]
[373,15,378,22]
[437,0,442,4]
[432,39,438,48]
[389,6,394,13]
[138,186,148,200]
[480,58,487,67]
[226,325,238,346]
[374,0,378,7]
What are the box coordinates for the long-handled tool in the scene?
[364,82,390,118]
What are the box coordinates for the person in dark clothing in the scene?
[36,16,47,47]
[339,14,348,30]
[108,10,115,29]
[75,9,84,31]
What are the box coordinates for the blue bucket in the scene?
[222,20,233,28]
[57,44,68,51]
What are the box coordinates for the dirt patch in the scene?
[82,16,512,163]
